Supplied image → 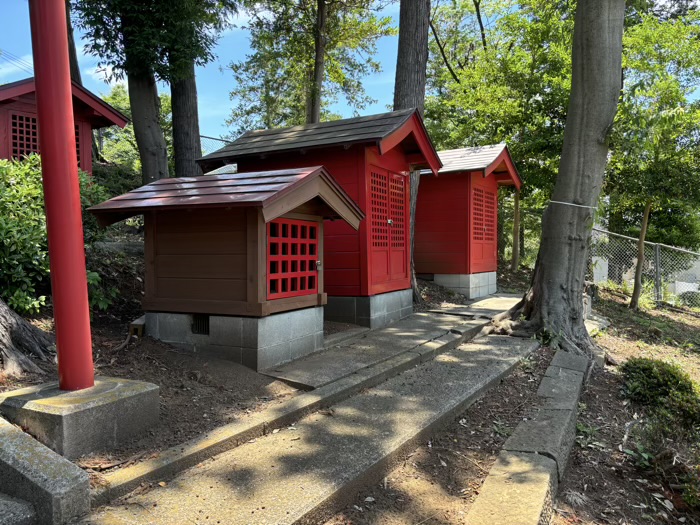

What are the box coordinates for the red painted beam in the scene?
[28,0,94,390]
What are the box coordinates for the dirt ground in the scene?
[325,345,554,525]
[0,249,299,481]
[551,291,700,525]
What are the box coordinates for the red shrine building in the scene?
[415,144,521,298]
[0,77,128,173]
[198,109,442,328]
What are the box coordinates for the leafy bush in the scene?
[621,357,700,430]
[92,162,142,199]
[679,291,700,309]
[0,155,110,313]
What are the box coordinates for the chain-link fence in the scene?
[587,227,700,308]
[200,135,231,156]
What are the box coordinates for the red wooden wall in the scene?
[0,93,92,173]
[415,170,499,275]
[235,143,411,297]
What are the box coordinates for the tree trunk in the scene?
[493,0,625,357]
[630,200,652,310]
[394,0,430,303]
[0,299,53,376]
[128,70,170,184]
[171,59,203,178]
[306,0,327,124]
[510,189,521,271]
[393,0,430,114]
[66,2,82,84]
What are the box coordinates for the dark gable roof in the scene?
[89,166,365,228]
[199,109,416,162]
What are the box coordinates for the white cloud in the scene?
[83,64,122,87]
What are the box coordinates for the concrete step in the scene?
[85,335,538,525]
[0,493,36,525]
[429,293,522,319]
[264,311,489,389]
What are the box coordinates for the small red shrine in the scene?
[415,144,521,298]
[198,109,441,328]
[0,77,128,173]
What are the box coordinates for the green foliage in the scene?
[71,0,236,82]
[0,155,109,314]
[86,270,119,311]
[622,442,655,469]
[226,0,394,134]
[92,162,142,200]
[99,84,173,176]
[621,357,700,431]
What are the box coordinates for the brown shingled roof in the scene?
[89,166,364,228]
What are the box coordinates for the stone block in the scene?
[290,333,319,360]
[503,408,577,480]
[0,377,159,460]
[466,451,557,525]
[0,417,89,524]
[537,366,584,410]
[209,316,243,347]
[551,349,590,374]
[0,493,36,525]
[193,344,243,363]
[155,312,193,343]
[257,341,292,370]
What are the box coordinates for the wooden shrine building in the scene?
[198,109,442,328]
[90,166,364,371]
[0,77,127,173]
[415,144,521,298]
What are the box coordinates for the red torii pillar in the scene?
[28,0,94,391]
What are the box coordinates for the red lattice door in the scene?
[470,183,498,273]
[267,218,319,300]
[369,166,409,289]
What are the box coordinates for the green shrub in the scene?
[0,155,110,313]
[621,357,700,430]
[92,162,141,199]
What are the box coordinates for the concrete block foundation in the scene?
[433,272,497,299]
[324,289,413,329]
[0,377,159,460]
[146,306,324,371]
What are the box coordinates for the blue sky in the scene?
[0,1,401,138]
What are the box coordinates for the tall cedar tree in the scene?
[393,0,430,302]
[493,0,625,357]
[73,0,235,182]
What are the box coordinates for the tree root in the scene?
[0,299,54,376]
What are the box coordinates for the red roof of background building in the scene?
[0,77,128,129]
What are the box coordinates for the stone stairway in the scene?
[85,334,538,525]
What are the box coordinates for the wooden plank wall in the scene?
[414,172,470,275]
[152,208,247,303]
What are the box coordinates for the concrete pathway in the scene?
[265,312,486,388]
[266,294,521,389]
[428,293,522,319]
[84,336,537,525]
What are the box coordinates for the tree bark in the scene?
[472,0,488,50]
[394,0,430,303]
[0,299,52,376]
[66,2,82,84]
[306,0,327,124]
[128,70,170,184]
[394,0,430,115]
[171,59,203,178]
[493,0,625,357]
[630,200,652,310]
[510,189,521,271]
